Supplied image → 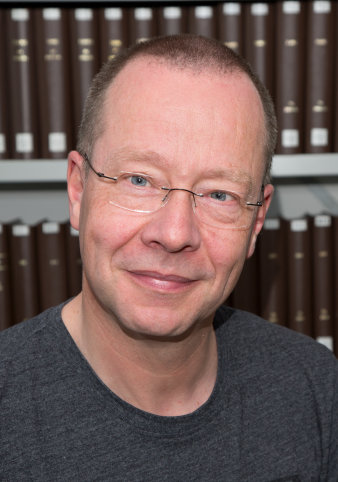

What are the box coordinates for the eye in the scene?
[130,175,149,187]
[209,191,236,202]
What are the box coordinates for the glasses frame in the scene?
[82,152,265,212]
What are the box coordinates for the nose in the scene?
[140,189,202,253]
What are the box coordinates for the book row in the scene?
[1,1,338,161]
[1,214,337,358]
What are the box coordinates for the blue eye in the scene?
[130,175,148,187]
[210,191,228,202]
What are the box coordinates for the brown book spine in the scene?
[158,6,187,36]
[35,8,72,159]
[231,247,260,316]
[333,216,338,357]
[244,2,275,100]
[0,10,10,159]
[69,8,99,142]
[36,220,68,311]
[99,7,128,64]
[0,223,12,330]
[305,1,334,153]
[65,223,82,297]
[312,214,334,351]
[188,5,216,38]
[259,218,287,325]
[129,7,157,45]
[6,8,39,159]
[9,222,39,325]
[217,2,244,55]
[275,1,306,154]
[287,218,312,336]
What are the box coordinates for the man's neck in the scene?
[62,294,218,416]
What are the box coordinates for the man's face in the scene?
[68,58,273,339]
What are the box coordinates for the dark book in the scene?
[243,2,275,100]
[34,8,72,159]
[333,216,338,357]
[275,1,306,154]
[65,223,82,297]
[9,222,39,325]
[217,2,244,55]
[231,247,260,316]
[129,7,157,45]
[69,8,99,143]
[158,6,187,36]
[311,214,334,352]
[188,5,216,39]
[286,218,312,337]
[305,1,334,153]
[0,223,12,330]
[99,7,128,63]
[0,10,10,159]
[36,220,68,312]
[259,218,287,325]
[5,8,39,159]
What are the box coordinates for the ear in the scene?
[67,150,85,231]
[247,183,274,259]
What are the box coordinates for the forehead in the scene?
[96,57,265,183]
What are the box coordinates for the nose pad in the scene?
[161,187,201,210]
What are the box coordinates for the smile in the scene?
[126,270,196,292]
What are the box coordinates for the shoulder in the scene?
[215,305,338,385]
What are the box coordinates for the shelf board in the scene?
[1,154,338,183]
[271,153,338,178]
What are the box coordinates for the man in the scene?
[1,35,337,480]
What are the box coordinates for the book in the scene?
[34,8,72,159]
[36,220,68,311]
[217,2,244,55]
[158,6,187,36]
[243,2,275,100]
[5,8,39,159]
[65,223,82,297]
[231,247,260,316]
[129,7,157,45]
[0,10,10,159]
[305,0,334,153]
[259,218,287,325]
[99,7,128,63]
[0,223,12,330]
[9,222,39,325]
[311,214,334,351]
[286,218,313,336]
[188,5,216,38]
[69,8,99,143]
[275,1,306,154]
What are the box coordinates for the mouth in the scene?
[126,270,197,292]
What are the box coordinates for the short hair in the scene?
[77,34,277,184]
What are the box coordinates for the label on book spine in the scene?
[311,128,328,146]
[314,214,331,228]
[104,8,122,21]
[251,4,269,16]
[134,8,152,21]
[313,1,331,14]
[0,134,6,154]
[264,218,280,230]
[43,8,61,21]
[316,336,333,351]
[281,129,299,148]
[48,132,66,153]
[42,222,60,234]
[12,225,30,236]
[291,219,307,232]
[195,6,213,19]
[223,4,241,15]
[16,133,33,153]
[75,9,93,21]
[11,8,29,21]
[283,2,301,14]
[163,7,182,19]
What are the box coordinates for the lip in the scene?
[126,270,197,292]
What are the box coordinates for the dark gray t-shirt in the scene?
[0,304,337,481]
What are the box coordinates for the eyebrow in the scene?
[106,148,255,189]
